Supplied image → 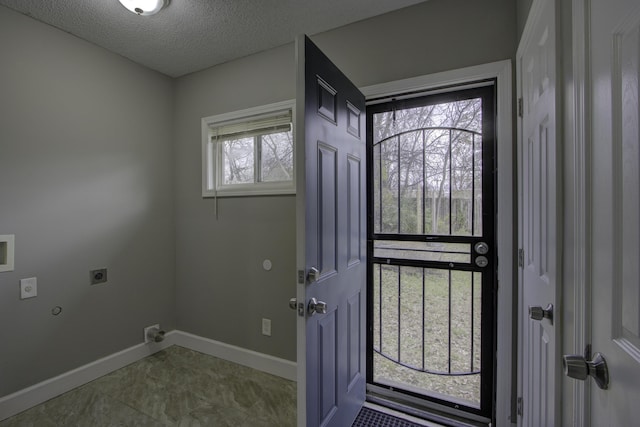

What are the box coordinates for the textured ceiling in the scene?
[0,0,427,77]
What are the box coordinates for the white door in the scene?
[517,0,561,425]
[295,35,367,427]
[587,0,640,423]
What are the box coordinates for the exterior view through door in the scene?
[366,85,496,422]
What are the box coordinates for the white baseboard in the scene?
[0,330,297,422]
[171,330,297,382]
[0,333,173,421]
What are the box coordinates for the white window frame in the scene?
[202,100,296,197]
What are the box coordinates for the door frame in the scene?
[366,84,497,421]
[361,60,514,425]
[565,0,591,424]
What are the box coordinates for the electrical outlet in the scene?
[262,318,271,336]
[20,277,37,299]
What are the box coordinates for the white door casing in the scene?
[517,0,562,425]
[586,0,640,424]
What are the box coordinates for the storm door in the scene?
[366,85,496,421]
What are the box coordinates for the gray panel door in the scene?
[295,35,366,427]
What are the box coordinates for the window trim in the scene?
[201,100,296,197]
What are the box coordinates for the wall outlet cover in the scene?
[20,277,37,299]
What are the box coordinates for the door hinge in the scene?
[518,98,523,117]
[518,248,524,267]
[517,396,523,416]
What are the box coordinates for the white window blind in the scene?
[210,111,292,141]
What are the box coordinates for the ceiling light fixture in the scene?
[118,0,169,16]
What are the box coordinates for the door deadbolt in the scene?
[474,242,489,254]
[307,267,320,283]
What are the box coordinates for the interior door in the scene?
[517,0,561,425]
[587,0,640,423]
[295,35,367,427]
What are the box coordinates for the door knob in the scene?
[475,255,489,267]
[529,303,553,323]
[308,297,327,315]
[307,267,320,283]
[563,350,609,390]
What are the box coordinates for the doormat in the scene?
[352,407,426,427]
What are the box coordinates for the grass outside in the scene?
[372,264,482,405]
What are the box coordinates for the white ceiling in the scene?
[0,0,427,77]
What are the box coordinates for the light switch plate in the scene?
[262,318,271,336]
[20,277,37,299]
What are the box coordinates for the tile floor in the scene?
[0,345,296,427]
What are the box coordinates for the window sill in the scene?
[202,185,296,198]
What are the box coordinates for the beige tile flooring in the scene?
[0,345,296,427]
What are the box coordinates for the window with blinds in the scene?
[202,101,295,197]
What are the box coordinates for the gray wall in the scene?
[0,0,517,398]
[0,6,175,397]
[174,45,298,361]
[314,0,517,87]
[173,0,517,362]
[517,0,534,40]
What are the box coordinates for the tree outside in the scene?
[371,97,485,406]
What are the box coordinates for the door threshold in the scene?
[359,402,447,426]
[366,391,490,427]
